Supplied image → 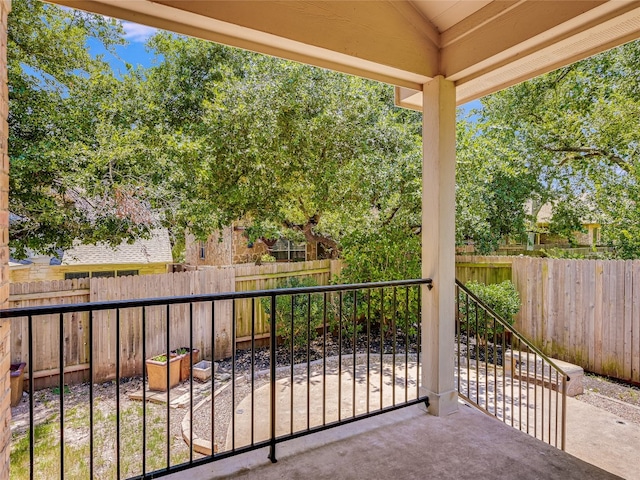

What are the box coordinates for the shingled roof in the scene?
[61,229,173,266]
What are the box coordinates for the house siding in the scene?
[9,263,168,283]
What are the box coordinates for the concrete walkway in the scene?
[566,397,640,480]
[166,356,638,480]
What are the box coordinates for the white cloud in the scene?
[122,21,157,42]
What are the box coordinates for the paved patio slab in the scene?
[170,401,621,480]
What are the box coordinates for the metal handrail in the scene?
[455,280,569,380]
[6,278,431,479]
[455,279,568,451]
[0,278,432,318]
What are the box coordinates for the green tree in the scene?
[476,40,640,258]
[8,0,159,258]
[137,34,423,261]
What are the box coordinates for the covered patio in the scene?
[1,1,640,478]
[169,401,623,480]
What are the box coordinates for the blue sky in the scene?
[89,21,159,76]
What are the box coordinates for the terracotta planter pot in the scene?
[172,348,201,382]
[10,363,26,407]
[146,354,181,391]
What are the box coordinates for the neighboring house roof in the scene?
[10,229,173,268]
[61,229,173,266]
[525,200,599,225]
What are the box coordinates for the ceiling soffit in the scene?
[50,0,640,107]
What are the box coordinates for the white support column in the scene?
[421,75,457,416]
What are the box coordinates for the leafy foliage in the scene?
[8,0,161,258]
[469,40,640,258]
[262,277,324,350]
[459,280,520,339]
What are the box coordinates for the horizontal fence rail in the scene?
[455,279,568,451]
[4,279,431,480]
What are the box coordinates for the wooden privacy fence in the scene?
[456,255,640,384]
[455,255,513,285]
[230,259,337,342]
[10,260,340,388]
[10,279,91,388]
[511,257,640,384]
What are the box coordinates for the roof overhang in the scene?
[50,1,640,108]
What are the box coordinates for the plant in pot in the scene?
[146,353,181,391]
[171,347,201,382]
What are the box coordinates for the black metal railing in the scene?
[3,278,431,479]
[455,279,568,450]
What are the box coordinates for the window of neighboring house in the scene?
[64,272,89,280]
[91,271,115,278]
[199,241,206,260]
[592,227,600,246]
[270,239,306,261]
[117,270,139,277]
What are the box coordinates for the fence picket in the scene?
[10,260,339,388]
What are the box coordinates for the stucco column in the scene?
[421,75,457,416]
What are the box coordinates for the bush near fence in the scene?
[457,255,640,385]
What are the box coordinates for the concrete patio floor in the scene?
[170,400,623,480]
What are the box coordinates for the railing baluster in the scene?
[511,327,514,427]
[338,291,343,422]
[456,285,460,395]
[290,295,294,434]
[251,298,255,446]
[166,304,170,470]
[534,352,537,441]
[268,294,277,463]
[484,309,488,412]
[211,300,216,458]
[417,286,421,401]
[405,287,409,403]
[540,360,545,442]
[322,292,327,426]
[59,312,64,480]
[307,293,312,430]
[189,302,194,463]
[116,308,121,480]
[560,375,567,451]
[466,292,470,400]
[352,289,357,417]
[28,315,34,480]
[89,310,95,479]
[548,361,552,444]
[475,301,479,405]
[366,288,371,414]
[141,306,147,476]
[379,287,384,410]
[392,287,396,407]
[502,321,506,424]
[525,345,530,435]
[518,338,523,431]
[492,315,497,416]
[232,299,236,449]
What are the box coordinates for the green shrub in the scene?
[262,277,323,350]
[465,280,520,321]
[459,280,520,338]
